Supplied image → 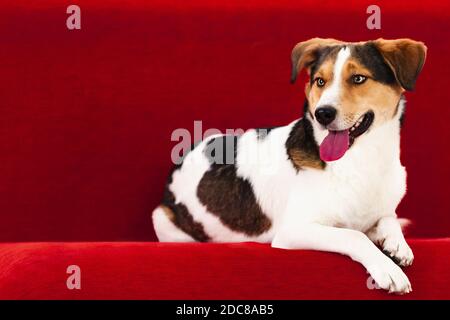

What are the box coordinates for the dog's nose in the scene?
[315,106,337,126]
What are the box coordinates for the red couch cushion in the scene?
[0,0,450,242]
[1,240,449,300]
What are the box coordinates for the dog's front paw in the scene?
[367,257,412,294]
[382,236,414,267]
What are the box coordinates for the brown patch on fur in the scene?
[345,60,373,77]
[373,38,427,91]
[291,38,343,83]
[306,58,337,110]
[197,164,272,236]
[288,148,324,170]
[160,205,176,221]
[338,57,403,123]
[162,188,210,242]
[286,117,325,171]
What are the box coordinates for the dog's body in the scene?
[153,39,426,294]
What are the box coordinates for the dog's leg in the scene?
[366,216,414,267]
[272,223,412,294]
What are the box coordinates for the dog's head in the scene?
[291,38,427,162]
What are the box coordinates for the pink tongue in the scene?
[319,130,350,162]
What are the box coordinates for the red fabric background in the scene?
[1,240,449,300]
[0,0,450,241]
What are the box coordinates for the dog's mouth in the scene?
[319,111,374,162]
[348,111,374,142]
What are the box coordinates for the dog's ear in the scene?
[373,38,427,91]
[290,38,343,84]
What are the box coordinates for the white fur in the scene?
[152,48,412,294]
[153,207,195,242]
[316,47,350,110]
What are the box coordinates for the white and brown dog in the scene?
[152,38,427,294]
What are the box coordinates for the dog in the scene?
[152,38,427,294]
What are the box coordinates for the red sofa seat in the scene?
[1,240,450,300]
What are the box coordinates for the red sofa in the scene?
[1,0,450,299]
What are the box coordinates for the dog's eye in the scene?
[315,77,325,87]
[352,75,367,84]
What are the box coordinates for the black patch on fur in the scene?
[285,114,325,171]
[399,109,406,127]
[352,43,397,85]
[303,100,314,119]
[309,45,342,83]
[204,135,239,165]
[197,163,272,236]
[397,96,406,128]
[162,188,210,242]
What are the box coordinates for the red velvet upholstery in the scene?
[0,0,449,299]
[1,240,450,300]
